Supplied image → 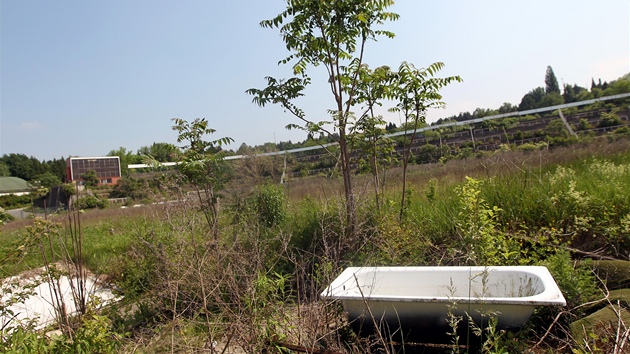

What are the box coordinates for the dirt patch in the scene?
[1,262,120,330]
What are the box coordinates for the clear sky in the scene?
[1,0,628,161]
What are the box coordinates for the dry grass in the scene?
[281,138,630,203]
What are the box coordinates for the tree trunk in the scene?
[371,138,380,211]
[399,149,409,222]
[338,134,355,240]
[400,121,419,222]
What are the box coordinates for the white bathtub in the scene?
[321,266,566,342]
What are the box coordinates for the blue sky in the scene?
[1,0,628,161]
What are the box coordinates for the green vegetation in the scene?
[75,194,109,210]
[81,170,99,187]
[0,194,31,210]
[2,139,630,352]
[0,207,13,224]
[247,0,461,240]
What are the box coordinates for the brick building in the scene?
[66,156,121,186]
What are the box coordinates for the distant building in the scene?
[66,156,121,186]
[0,176,33,196]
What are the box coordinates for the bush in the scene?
[517,142,547,152]
[253,184,287,228]
[0,207,14,224]
[288,197,322,251]
[50,299,122,354]
[82,170,99,187]
[61,183,77,196]
[76,195,108,210]
[541,250,598,309]
[576,118,593,131]
[613,125,630,135]
[415,144,439,164]
[598,112,623,128]
[109,176,152,201]
[547,136,579,147]
[0,194,31,209]
[455,177,520,265]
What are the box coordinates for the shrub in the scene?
[415,144,439,164]
[545,119,569,137]
[0,194,31,209]
[576,118,593,131]
[76,195,108,210]
[541,250,598,309]
[0,207,14,224]
[109,176,152,201]
[253,184,287,228]
[547,136,579,147]
[1,326,54,353]
[82,170,99,187]
[613,125,630,135]
[288,197,322,251]
[598,111,623,128]
[455,177,520,265]
[518,142,547,152]
[61,183,77,196]
[51,299,122,354]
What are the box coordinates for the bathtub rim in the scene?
[320,266,567,307]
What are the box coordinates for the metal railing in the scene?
[128,93,630,169]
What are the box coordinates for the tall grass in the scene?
[0,205,166,278]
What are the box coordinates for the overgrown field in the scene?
[2,139,630,353]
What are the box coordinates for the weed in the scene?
[455,177,519,265]
[542,250,598,310]
[446,279,463,353]
[253,183,288,228]
[50,297,122,354]
[425,177,438,202]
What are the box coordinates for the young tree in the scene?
[137,142,181,163]
[247,0,399,237]
[0,153,44,181]
[172,118,233,241]
[389,62,461,221]
[545,65,560,94]
[34,171,62,188]
[350,64,396,210]
[562,83,575,103]
[0,162,9,177]
[519,87,546,111]
[108,147,141,176]
[82,170,99,187]
[350,114,395,211]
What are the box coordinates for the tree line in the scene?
[434,67,630,124]
[0,142,181,188]
[0,154,66,188]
